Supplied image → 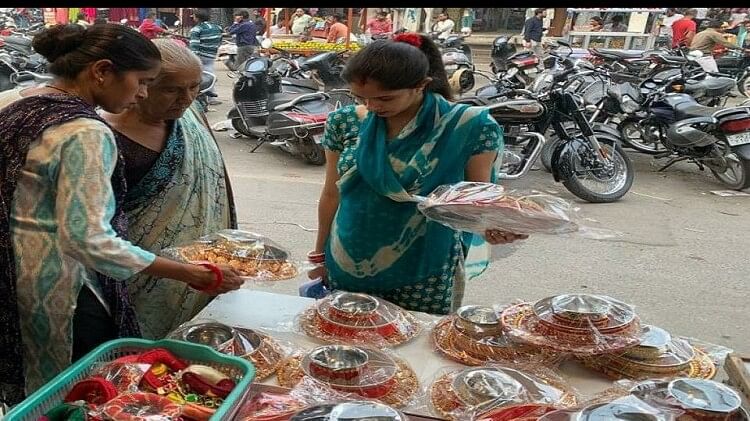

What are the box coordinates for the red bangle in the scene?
[192,262,223,292]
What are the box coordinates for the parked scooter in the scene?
[435,34,475,94]
[226,41,343,165]
[488,35,542,89]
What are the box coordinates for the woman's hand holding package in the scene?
[484,229,529,245]
[188,264,243,294]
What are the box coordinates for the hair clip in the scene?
[393,32,423,48]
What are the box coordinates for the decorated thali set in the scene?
[161,230,302,281]
[579,325,717,381]
[275,344,420,408]
[432,305,560,366]
[500,293,644,355]
[298,291,422,346]
[429,366,579,420]
[168,321,287,381]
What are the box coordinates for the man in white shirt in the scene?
[432,12,455,39]
[660,8,683,45]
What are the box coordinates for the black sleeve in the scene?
[523,19,532,40]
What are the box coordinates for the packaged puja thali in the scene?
[579,324,717,381]
[417,182,580,236]
[628,378,748,420]
[168,320,287,380]
[431,305,562,366]
[161,229,302,281]
[429,365,579,420]
[276,344,420,408]
[298,291,422,346]
[501,293,643,355]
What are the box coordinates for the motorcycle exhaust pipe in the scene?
[497,132,545,180]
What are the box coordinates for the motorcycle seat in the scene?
[590,48,643,59]
[685,77,736,97]
[282,77,319,91]
[268,92,326,111]
[674,101,716,120]
[655,54,688,65]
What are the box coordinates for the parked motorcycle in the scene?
[218,39,238,71]
[460,40,634,203]
[226,50,344,165]
[437,34,475,94]
[488,35,542,88]
[713,48,750,96]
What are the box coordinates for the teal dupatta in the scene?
[326,92,495,295]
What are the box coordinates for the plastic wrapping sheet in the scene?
[627,378,747,420]
[416,182,620,239]
[297,291,425,347]
[275,344,422,408]
[500,293,643,356]
[160,229,311,284]
[427,364,580,420]
[96,392,183,421]
[535,395,685,421]
[167,319,293,380]
[91,362,149,394]
[430,304,564,367]
[578,325,718,381]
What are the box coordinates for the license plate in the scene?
[727,132,750,146]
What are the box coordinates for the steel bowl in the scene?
[576,402,663,421]
[308,345,369,385]
[667,378,742,415]
[290,401,405,421]
[550,294,612,321]
[452,367,524,407]
[328,293,380,323]
[184,322,235,350]
[454,305,503,339]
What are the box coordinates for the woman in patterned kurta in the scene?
[0,24,241,404]
[103,40,237,339]
[311,33,527,315]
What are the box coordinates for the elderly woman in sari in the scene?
[101,39,237,339]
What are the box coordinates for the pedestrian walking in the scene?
[138,11,166,39]
[523,8,546,57]
[189,9,222,103]
[228,9,259,68]
[672,9,698,48]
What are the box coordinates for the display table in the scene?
[192,290,727,417]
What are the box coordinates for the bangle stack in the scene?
[307,251,325,265]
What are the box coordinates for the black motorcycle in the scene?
[227,56,348,165]
[713,49,750,96]
[488,35,542,88]
[459,42,634,203]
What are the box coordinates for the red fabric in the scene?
[136,349,188,389]
[138,18,165,39]
[81,8,96,20]
[672,18,697,47]
[64,377,118,405]
[367,19,392,35]
[393,32,423,47]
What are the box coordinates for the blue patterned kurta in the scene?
[6,110,155,392]
[322,99,502,314]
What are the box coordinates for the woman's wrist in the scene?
[185,263,213,288]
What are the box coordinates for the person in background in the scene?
[139,11,166,39]
[0,23,241,405]
[672,9,698,48]
[291,8,313,35]
[523,8,546,56]
[603,15,627,32]
[367,11,392,37]
[189,9,222,104]
[253,8,267,37]
[659,8,683,44]
[75,12,89,28]
[695,8,709,30]
[432,12,455,39]
[270,19,289,36]
[326,14,349,44]
[691,20,749,72]
[311,33,526,316]
[102,39,237,339]
[589,16,604,32]
[228,9,258,68]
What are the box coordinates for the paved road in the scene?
[202,66,750,353]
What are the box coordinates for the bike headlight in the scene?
[621,95,640,113]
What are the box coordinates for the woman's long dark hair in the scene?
[342,33,453,100]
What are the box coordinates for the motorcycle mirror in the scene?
[261,38,273,49]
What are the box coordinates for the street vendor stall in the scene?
[564,8,666,51]
[264,7,362,56]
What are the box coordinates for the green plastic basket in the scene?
[4,338,256,421]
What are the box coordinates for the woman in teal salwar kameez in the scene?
[311,33,527,314]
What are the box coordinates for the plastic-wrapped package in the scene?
[431,304,563,366]
[160,230,310,283]
[417,182,582,236]
[501,293,642,355]
[288,401,408,421]
[275,344,421,408]
[297,291,423,347]
[535,395,685,421]
[428,364,579,420]
[96,392,183,421]
[233,389,308,421]
[628,378,746,420]
[168,319,290,380]
[91,362,149,394]
[578,324,717,381]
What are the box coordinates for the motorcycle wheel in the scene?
[560,140,634,203]
[618,120,666,155]
[739,74,750,98]
[710,152,750,190]
[224,57,237,71]
[302,142,326,166]
[231,118,254,137]
[540,130,564,173]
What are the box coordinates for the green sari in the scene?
[118,105,236,339]
[322,92,503,314]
